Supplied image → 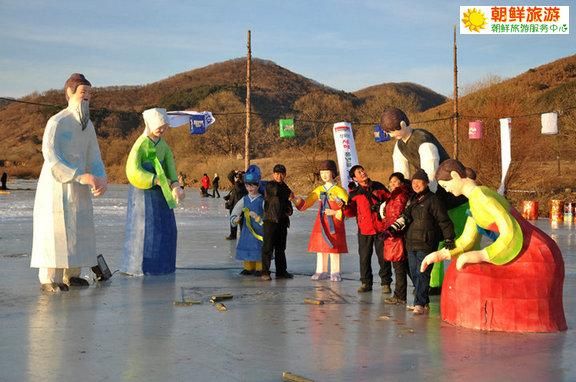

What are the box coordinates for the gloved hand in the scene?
[386,218,405,236]
[378,229,392,241]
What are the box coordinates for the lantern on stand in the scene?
[468,120,483,140]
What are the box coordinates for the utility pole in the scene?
[453,25,459,160]
[244,30,252,170]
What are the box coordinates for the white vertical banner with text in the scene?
[498,118,512,195]
[333,122,359,189]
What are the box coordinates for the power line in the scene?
[0,97,64,108]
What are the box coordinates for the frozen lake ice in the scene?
[0,179,575,381]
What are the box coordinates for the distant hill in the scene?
[353,82,447,111]
[0,57,446,178]
[415,54,576,191]
[0,55,574,200]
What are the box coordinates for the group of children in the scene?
[228,160,349,282]
[228,160,413,296]
[230,163,295,280]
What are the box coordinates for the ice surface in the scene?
[0,179,574,382]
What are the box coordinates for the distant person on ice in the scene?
[30,73,107,292]
[224,170,247,240]
[122,108,185,276]
[200,173,211,197]
[211,172,220,198]
[1,171,7,190]
[178,172,188,188]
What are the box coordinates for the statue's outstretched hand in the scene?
[420,248,450,273]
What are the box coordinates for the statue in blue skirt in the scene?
[122,108,185,276]
[230,165,265,276]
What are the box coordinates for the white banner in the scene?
[332,122,359,189]
[498,118,512,195]
[167,111,216,129]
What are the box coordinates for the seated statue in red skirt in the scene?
[421,159,566,332]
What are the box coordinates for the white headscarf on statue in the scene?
[142,108,170,137]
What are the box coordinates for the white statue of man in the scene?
[30,73,107,292]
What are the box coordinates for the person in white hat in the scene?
[30,73,108,292]
[122,107,184,276]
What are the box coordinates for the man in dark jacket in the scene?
[343,165,392,293]
[224,170,247,240]
[211,173,220,198]
[261,164,294,280]
[388,169,455,314]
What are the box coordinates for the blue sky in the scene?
[0,0,573,98]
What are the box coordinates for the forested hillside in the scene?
[1,55,575,204]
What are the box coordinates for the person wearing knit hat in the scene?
[293,159,348,281]
[411,169,429,183]
[31,73,108,292]
[386,164,455,315]
[272,164,286,174]
[122,107,185,276]
[230,165,265,276]
[261,163,294,280]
